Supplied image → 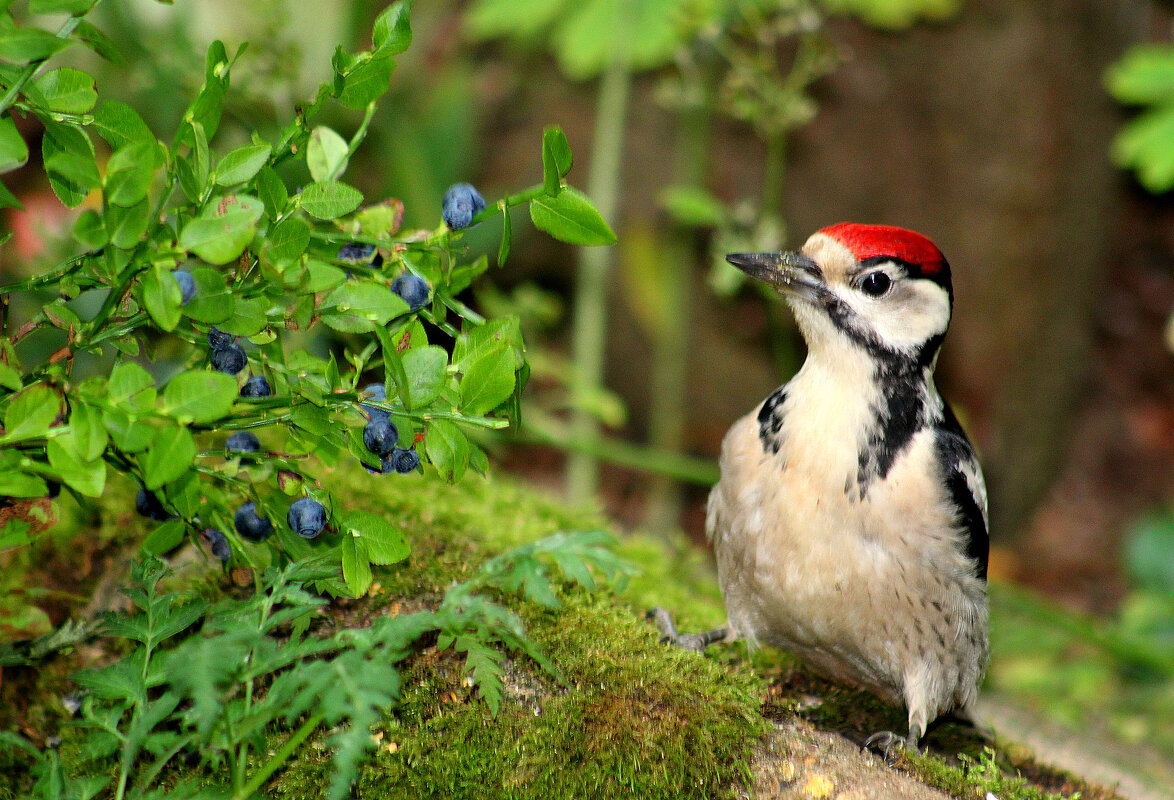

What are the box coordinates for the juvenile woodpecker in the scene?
[653,223,989,752]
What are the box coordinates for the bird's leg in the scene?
[864,719,923,763]
[646,607,730,653]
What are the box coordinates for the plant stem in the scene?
[234,712,325,800]
[523,414,718,486]
[566,50,632,503]
[643,72,715,534]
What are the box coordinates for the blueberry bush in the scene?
[0,2,628,797]
[0,1,616,597]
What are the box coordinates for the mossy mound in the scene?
[0,463,1130,800]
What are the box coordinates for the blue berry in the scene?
[391,274,430,311]
[384,446,420,474]
[211,343,247,374]
[208,327,232,349]
[338,242,377,264]
[240,375,271,397]
[226,431,261,454]
[201,529,231,562]
[172,270,196,305]
[363,417,399,457]
[234,501,274,542]
[360,382,389,421]
[135,488,172,521]
[442,182,486,231]
[288,497,327,539]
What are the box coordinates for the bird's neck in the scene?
[764,344,942,494]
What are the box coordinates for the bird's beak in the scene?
[725,251,826,302]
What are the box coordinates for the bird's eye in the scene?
[860,272,892,297]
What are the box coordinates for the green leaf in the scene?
[321,282,409,333]
[0,22,71,64]
[340,533,373,597]
[179,194,263,264]
[182,267,234,323]
[29,0,97,13]
[141,520,186,556]
[529,186,616,246]
[31,68,96,114]
[307,126,349,183]
[141,425,196,490]
[486,208,506,269]
[549,0,682,80]
[256,165,288,219]
[541,125,572,193]
[73,208,106,248]
[176,120,209,203]
[189,40,230,139]
[823,0,960,30]
[0,114,28,174]
[92,101,155,152]
[299,180,363,220]
[0,178,19,210]
[216,296,267,336]
[141,263,182,332]
[459,342,515,416]
[108,362,156,412]
[454,316,524,372]
[466,0,568,40]
[0,471,49,497]
[215,142,271,186]
[104,142,155,207]
[105,197,150,250]
[0,361,21,391]
[1111,104,1174,193]
[41,122,98,208]
[337,51,395,110]
[161,370,237,424]
[47,432,105,497]
[2,383,59,443]
[73,20,123,64]
[70,400,107,461]
[299,260,346,293]
[345,510,410,565]
[373,2,412,55]
[403,345,448,408]
[425,419,469,483]
[102,408,152,453]
[374,326,410,412]
[1108,45,1174,106]
[658,184,727,228]
[264,215,311,267]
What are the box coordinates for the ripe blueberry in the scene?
[234,501,274,542]
[211,343,247,375]
[201,529,231,562]
[135,488,172,521]
[363,417,399,457]
[360,382,389,422]
[442,182,486,231]
[338,242,377,264]
[287,497,327,539]
[240,375,272,398]
[391,274,430,311]
[208,327,233,349]
[384,446,420,474]
[172,270,196,305]
[226,431,261,454]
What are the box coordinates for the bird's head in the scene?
[727,223,953,366]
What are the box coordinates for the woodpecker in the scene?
[652,223,989,753]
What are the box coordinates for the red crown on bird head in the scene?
[818,223,948,279]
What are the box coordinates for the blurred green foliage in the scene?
[1107,43,1174,193]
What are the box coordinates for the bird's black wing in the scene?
[934,403,989,581]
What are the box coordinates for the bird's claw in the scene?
[863,730,915,764]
